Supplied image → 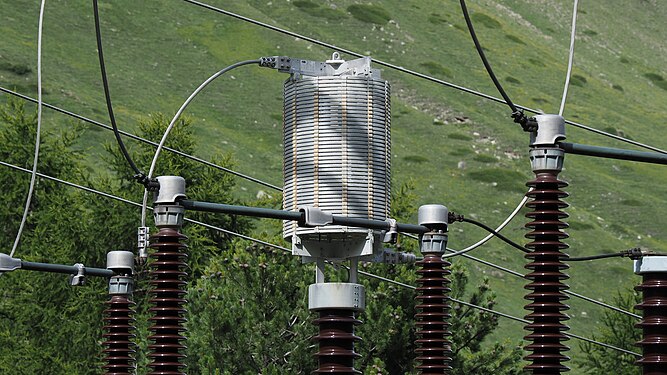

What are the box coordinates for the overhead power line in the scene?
[0,86,282,192]
[141,59,261,227]
[402,232,641,320]
[559,0,579,116]
[0,159,638,357]
[0,87,639,320]
[181,0,667,155]
[93,0,146,184]
[357,268,640,357]
[10,0,46,258]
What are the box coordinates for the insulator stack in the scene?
[102,295,136,375]
[634,266,667,375]
[312,309,362,374]
[415,254,453,374]
[523,172,570,374]
[147,227,188,375]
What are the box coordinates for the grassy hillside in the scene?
[2,0,667,371]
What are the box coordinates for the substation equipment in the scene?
[281,53,391,373]
[147,53,455,373]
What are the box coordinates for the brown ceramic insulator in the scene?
[147,228,188,375]
[102,295,136,375]
[415,253,452,374]
[311,309,362,374]
[635,272,667,375]
[524,172,571,374]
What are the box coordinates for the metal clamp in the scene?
[382,218,398,244]
[69,263,86,286]
[137,226,149,260]
[299,206,333,227]
[0,253,21,273]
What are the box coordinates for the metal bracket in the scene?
[382,218,398,244]
[530,114,566,147]
[299,206,333,227]
[68,263,86,286]
[362,248,416,264]
[137,226,149,260]
[260,53,380,79]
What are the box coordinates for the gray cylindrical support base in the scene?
[529,147,564,173]
[153,204,185,228]
[109,276,134,295]
[309,282,365,312]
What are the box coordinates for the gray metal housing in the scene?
[282,56,391,259]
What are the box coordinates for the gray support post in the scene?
[414,204,452,374]
[102,250,136,375]
[523,114,571,374]
[147,176,188,375]
[634,256,667,375]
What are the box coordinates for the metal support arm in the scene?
[0,253,113,277]
[180,199,428,234]
[559,142,667,165]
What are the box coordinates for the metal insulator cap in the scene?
[530,114,566,147]
[634,256,667,274]
[106,251,134,273]
[154,176,186,204]
[418,204,449,227]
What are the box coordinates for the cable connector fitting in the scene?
[624,247,653,260]
[133,173,159,191]
[382,218,398,244]
[382,249,417,264]
[259,56,293,72]
[137,227,150,261]
[299,206,333,227]
[448,212,464,224]
[69,263,86,286]
[512,110,537,132]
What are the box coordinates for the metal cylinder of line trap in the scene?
[282,53,391,259]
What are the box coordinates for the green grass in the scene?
[467,168,527,193]
[418,61,451,77]
[347,4,391,25]
[470,12,502,29]
[293,1,348,21]
[2,1,667,371]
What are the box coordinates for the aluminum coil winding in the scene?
[283,75,391,239]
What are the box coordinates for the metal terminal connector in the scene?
[382,249,416,264]
[299,206,333,227]
[137,226,149,260]
[153,176,186,229]
[261,52,379,79]
[362,248,417,264]
[383,218,398,244]
[154,176,186,204]
[418,204,449,229]
[530,114,566,147]
[69,263,86,286]
[107,251,134,274]
[0,253,22,273]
